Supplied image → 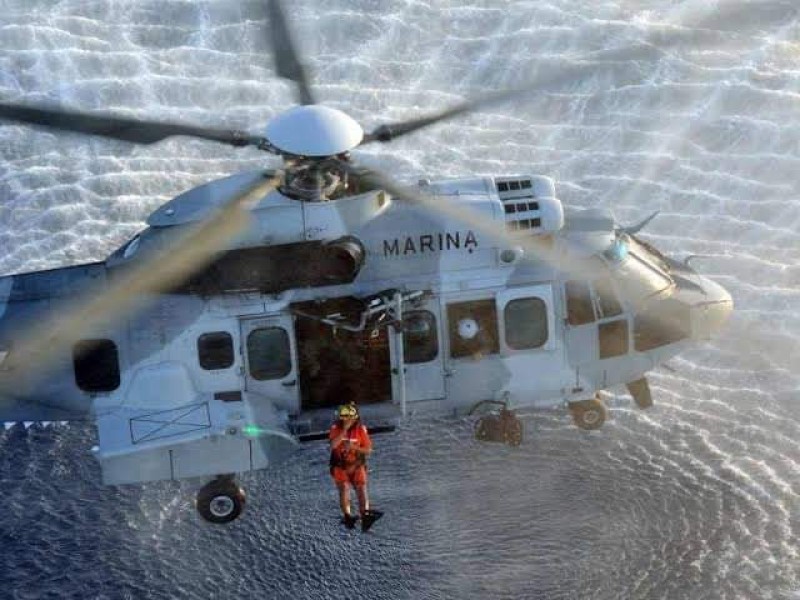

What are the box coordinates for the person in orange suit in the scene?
[329,403,376,529]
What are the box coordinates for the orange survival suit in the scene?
[329,419,372,486]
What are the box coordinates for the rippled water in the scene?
[1,1,799,599]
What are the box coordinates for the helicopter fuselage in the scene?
[0,172,732,486]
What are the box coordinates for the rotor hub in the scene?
[266,105,363,157]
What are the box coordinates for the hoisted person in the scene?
[328,403,381,531]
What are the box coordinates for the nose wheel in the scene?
[471,401,523,447]
[196,475,246,524]
[568,396,607,430]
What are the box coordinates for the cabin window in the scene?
[403,310,438,364]
[599,319,629,358]
[247,327,291,380]
[504,297,548,350]
[566,280,594,325]
[73,339,120,392]
[447,299,499,359]
[197,332,234,370]
[594,278,623,318]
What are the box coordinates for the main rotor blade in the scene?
[362,88,534,144]
[0,102,269,148]
[268,0,316,105]
[4,174,280,380]
[361,0,796,147]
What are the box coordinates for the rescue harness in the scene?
[329,420,368,473]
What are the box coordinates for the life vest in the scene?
[328,421,370,471]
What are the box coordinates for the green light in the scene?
[243,424,265,437]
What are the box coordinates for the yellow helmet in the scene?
[337,404,358,419]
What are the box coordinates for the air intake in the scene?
[495,175,563,234]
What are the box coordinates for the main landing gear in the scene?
[196,475,246,524]
[568,396,608,431]
[470,400,523,447]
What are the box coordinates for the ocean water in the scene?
[0,1,799,598]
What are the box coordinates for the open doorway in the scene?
[294,297,391,411]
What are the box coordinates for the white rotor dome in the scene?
[265,105,363,157]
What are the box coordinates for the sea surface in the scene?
[1,1,799,599]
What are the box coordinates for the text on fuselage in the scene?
[383,230,478,257]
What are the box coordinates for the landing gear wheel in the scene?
[569,397,607,431]
[501,411,523,447]
[196,476,246,524]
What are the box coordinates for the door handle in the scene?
[281,379,297,387]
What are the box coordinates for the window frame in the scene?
[446,298,500,360]
[565,280,595,326]
[497,285,556,354]
[598,318,629,359]
[503,297,549,351]
[197,331,235,371]
[592,278,623,320]
[246,326,292,381]
[402,310,439,364]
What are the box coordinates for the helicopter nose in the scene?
[690,277,733,340]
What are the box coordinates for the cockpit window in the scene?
[593,278,622,318]
[599,319,629,358]
[566,280,594,325]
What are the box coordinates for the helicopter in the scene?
[0,1,733,524]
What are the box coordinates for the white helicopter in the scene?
[0,1,732,524]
